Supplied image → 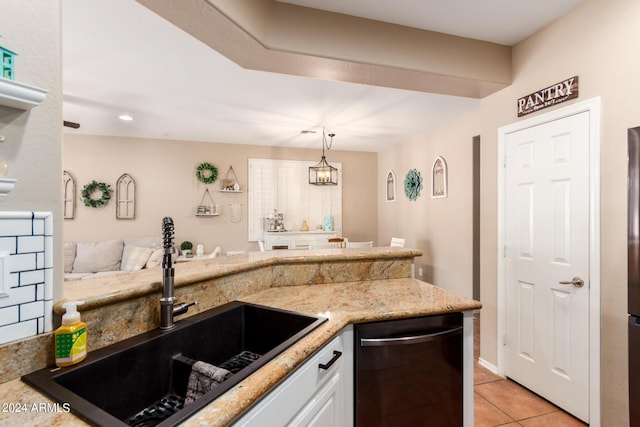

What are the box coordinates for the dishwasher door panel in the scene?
[355,313,463,427]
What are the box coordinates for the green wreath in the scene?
[81,180,112,208]
[195,162,218,184]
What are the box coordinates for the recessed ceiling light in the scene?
[118,114,134,121]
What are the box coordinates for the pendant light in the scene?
[309,129,338,185]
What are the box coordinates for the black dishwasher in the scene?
[355,313,463,426]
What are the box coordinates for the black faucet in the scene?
[160,217,195,330]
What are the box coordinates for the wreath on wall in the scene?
[195,162,218,184]
[404,168,423,201]
[81,180,112,208]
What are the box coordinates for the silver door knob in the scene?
[559,277,584,288]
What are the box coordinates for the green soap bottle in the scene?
[55,301,87,367]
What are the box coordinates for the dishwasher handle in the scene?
[360,326,463,347]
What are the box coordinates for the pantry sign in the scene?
[517,76,579,117]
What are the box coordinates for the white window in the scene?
[248,159,342,241]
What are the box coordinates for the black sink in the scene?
[23,301,326,427]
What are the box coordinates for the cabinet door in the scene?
[288,370,343,427]
[232,334,347,427]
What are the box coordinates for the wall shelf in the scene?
[219,189,242,193]
[0,77,47,110]
[0,178,17,196]
[195,213,220,217]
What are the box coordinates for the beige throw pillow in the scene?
[146,248,164,269]
[122,246,154,271]
[63,242,76,273]
[72,240,124,273]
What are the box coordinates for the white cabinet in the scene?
[233,326,353,427]
[264,231,338,250]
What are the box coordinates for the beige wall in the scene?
[378,113,479,298]
[63,134,377,251]
[379,0,638,424]
[0,1,63,300]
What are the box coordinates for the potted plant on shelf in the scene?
[180,241,193,258]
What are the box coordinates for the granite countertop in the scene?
[60,247,421,312]
[0,277,480,427]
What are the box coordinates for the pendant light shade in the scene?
[309,130,338,185]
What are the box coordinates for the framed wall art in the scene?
[386,170,396,202]
[63,170,76,219]
[431,156,448,198]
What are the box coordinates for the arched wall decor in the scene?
[63,170,76,219]
[386,170,396,202]
[431,156,448,198]
[116,173,136,219]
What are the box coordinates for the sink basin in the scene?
[23,301,326,427]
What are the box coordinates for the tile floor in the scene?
[473,314,587,427]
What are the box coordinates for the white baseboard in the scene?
[478,357,500,375]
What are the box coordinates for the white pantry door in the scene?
[504,111,590,422]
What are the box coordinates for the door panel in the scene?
[505,111,590,422]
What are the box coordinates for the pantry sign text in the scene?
[517,76,579,117]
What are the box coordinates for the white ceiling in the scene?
[62,0,584,152]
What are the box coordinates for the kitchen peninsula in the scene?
[0,247,481,426]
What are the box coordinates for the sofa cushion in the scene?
[122,246,154,271]
[63,242,76,273]
[64,272,93,281]
[72,239,124,273]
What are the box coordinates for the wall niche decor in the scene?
[386,170,396,202]
[431,156,448,198]
[404,168,423,201]
[116,173,136,219]
[63,171,76,219]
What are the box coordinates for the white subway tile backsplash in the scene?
[18,235,44,253]
[0,219,32,237]
[36,252,44,270]
[0,305,18,325]
[10,253,36,273]
[0,319,37,345]
[0,212,53,345]
[19,269,45,287]
[44,268,53,300]
[44,235,53,268]
[0,237,16,253]
[8,272,18,288]
[32,218,44,236]
[20,300,44,321]
[43,300,52,332]
[0,285,36,308]
[41,212,53,236]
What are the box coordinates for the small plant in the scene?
[180,241,193,257]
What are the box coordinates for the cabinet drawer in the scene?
[233,336,343,426]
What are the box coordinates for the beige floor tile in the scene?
[474,392,513,427]
[518,411,587,427]
[474,379,557,421]
[475,363,502,385]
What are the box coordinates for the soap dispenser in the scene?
[55,301,87,367]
